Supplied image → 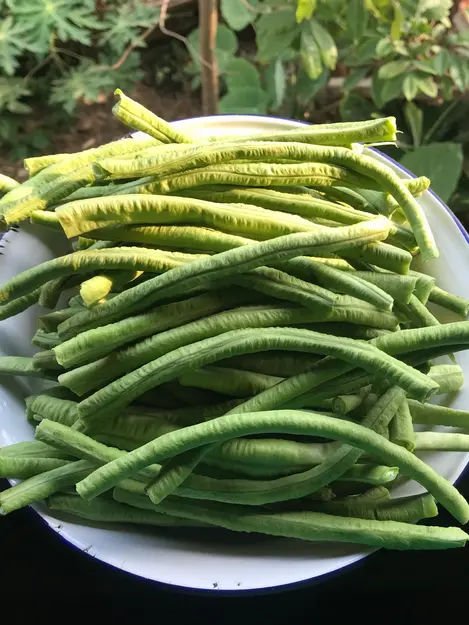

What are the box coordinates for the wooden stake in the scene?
[198,0,219,115]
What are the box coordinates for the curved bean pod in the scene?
[112,89,193,144]
[57,220,393,339]
[76,408,469,523]
[0,247,205,305]
[75,327,437,424]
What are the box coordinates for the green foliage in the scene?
[0,0,160,157]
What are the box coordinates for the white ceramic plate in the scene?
[1,115,469,592]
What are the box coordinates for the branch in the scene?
[198,0,219,115]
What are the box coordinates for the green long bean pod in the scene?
[56,193,326,240]
[77,408,469,524]
[55,288,256,369]
[85,224,252,252]
[409,401,469,428]
[112,488,468,550]
[220,117,397,146]
[0,456,69,478]
[347,271,417,304]
[0,440,72,460]
[38,307,83,332]
[0,173,19,194]
[0,459,94,515]
[219,351,321,377]
[0,247,205,305]
[112,89,193,144]
[130,143,437,260]
[75,327,437,423]
[146,387,404,506]
[0,138,158,228]
[30,210,62,230]
[47,493,204,527]
[404,294,440,328]
[39,274,84,310]
[0,356,56,379]
[58,304,333,394]
[0,287,41,321]
[414,431,469,451]
[427,364,464,394]
[428,286,469,317]
[389,400,415,451]
[57,220,393,339]
[338,463,399,485]
[28,395,78,427]
[279,258,394,310]
[80,270,142,307]
[305,493,437,523]
[179,366,282,398]
[32,329,61,350]
[407,270,436,303]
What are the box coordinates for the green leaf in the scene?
[343,66,369,91]
[0,17,34,75]
[50,52,144,114]
[340,91,376,122]
[412,61,438,76]
[295,67,329,104]
[349,36,380,65]
[365,0,393,21]
[400,143,463,202]
[188,24,238,73]
[347,0,368,42]
[256,8,299,63]
[371,72,404,107]
[431,49,451,75]
[265,60,286,109]
[11,0,106,54]
[449,55,469,92]
[219,87,269,115]
[403,73,420,101]
[375,37,394,58]
[296,0,316,23]
[100,1,160,54]
[0,76,31,114]
[417,0,452,21]
[417,75,438,98]
[378,60,410,79]
[390,3,405,40]
[224,58,261,91]
[307,19,337,70]
[300,28,323,79]
[221,0,259,31]
[403,101,423,147]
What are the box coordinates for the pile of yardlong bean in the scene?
[2,90,469,552]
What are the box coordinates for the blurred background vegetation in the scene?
[1,0,469,219]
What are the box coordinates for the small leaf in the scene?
[371,72,405,108]
[392,40,408,56]
[431,49,451,75]
[375,37,394,57]
[256,9,299,63]
[188,24,238,73]
[265,60,286,109]
[300,28,323,79]
[295,68,329,104]
[403,101,423,147]
[417,75,438,98]
[224,58,261,91]
[403,73,420,101]
[219,87,268,115]
[412,61,438,76]
[296,0,316,23]
[221,0,259,31]
[347,0,369,42]
[349,36,380,64]
[343,66,369,91]
[400,143,463,202]
[449,55,469,92]
[390,2,405,40]
[378,60,410,79]
[307,19,337,70]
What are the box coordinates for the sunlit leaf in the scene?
[400,143,463,202]
[296,0,316,23]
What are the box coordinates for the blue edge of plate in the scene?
[1,141,469,597]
